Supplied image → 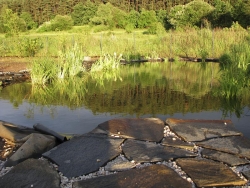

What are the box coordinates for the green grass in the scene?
[0,27,248,59]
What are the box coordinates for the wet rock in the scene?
[104,156,136,172]
[92,118,165,142]
[122,139,196,163]
[176,158,247,187]
[43,133,124,178]
[166,118,242,142]
[33,123,67,142]
[0,120,37,143]
[161,136,194,151]
[196,136,250,160]
[201,148,249,166]
[73,164,192,188]
[4,133,56,167]
[0,158,60,188]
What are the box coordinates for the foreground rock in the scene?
[92,118,165,142]
[43,133,124,178]
[0,159,60,188]
[73,164,193,188]
[166,118,242,142]
[161,136,194,151]
[122,139,196,163]
[201,148,249,166]
[196,136,250,159]
[4,133,56,167]
[176,158,247,187]
[0,120,37,143]
[104,156,136,172]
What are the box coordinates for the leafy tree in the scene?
[125,10,140,29]
[50,15,73,31]
[167,0,214,29]
[91,3,127,29]
[0,6,25,36]
[137,9,157,29]
[20,11,37,30]
[232,0,250,28]
[71,1,97,26]
[208,0,233,28]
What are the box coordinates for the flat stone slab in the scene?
[92,118,165,142]
[43,133,124,178]
[176,158,247,187]
[122,139,196,163]
[201,148,249,166]
[161,136,194,151]
[166,118,242,142]
[0,158,60,188]
[73,164,193,188]
[196,136,250,159]
[104,156,136,172]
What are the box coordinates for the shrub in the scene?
[20,38,44,57]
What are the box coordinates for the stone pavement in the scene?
[0,118,250,188]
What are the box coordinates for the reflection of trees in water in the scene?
[0,61,249,118]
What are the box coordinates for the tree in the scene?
[20,11,37,30]
[71,1,97,26]
[50,15,73,31]
[167,0,214,29]
[137,9,157,28]
[0,6,26,36]
[208,0,233,28]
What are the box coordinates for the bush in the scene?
[20,38,44,57]
[50,15,73,31]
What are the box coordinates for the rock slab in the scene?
[122,139,196,163]
[166,118,242,142]
[73,164,193,188]
[92,118,165,142]
[201,148,249,166]
[176,158,247,187]
[104,156,136,172]
[0,158,60,188]
[4,133,56,167]
[161,136,194,150]
[196,136,250,159]
[43,133,124,178]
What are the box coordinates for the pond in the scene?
[0,61,250,138]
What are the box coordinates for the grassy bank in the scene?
[0,26,248,59]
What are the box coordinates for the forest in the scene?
[0,0,250,35]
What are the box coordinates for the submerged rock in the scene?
[43,133,124,178]
[0,158,60,188]
[176,158,247,187]
[196,136,250,159]
[92,118,165,142]
[122,139,196,163]
[73,164,193,188]
[166,118,242,142]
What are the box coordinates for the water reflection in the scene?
[0,62,249,137]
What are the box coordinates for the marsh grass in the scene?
[1,28,247,59]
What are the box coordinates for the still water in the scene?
[0,62,249,138]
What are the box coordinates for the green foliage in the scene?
[71,1,97,26]
[50,15,74,31]
[37,15,73,32]
[168,1,214,29]
[137,9,157,29]
[0,6,26,37]
[20,38,43,57]
[20,12,37,30]
[208,0,233,28]
[91,3,127,29]
[125,10,139,29]
[146,22,166,35]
